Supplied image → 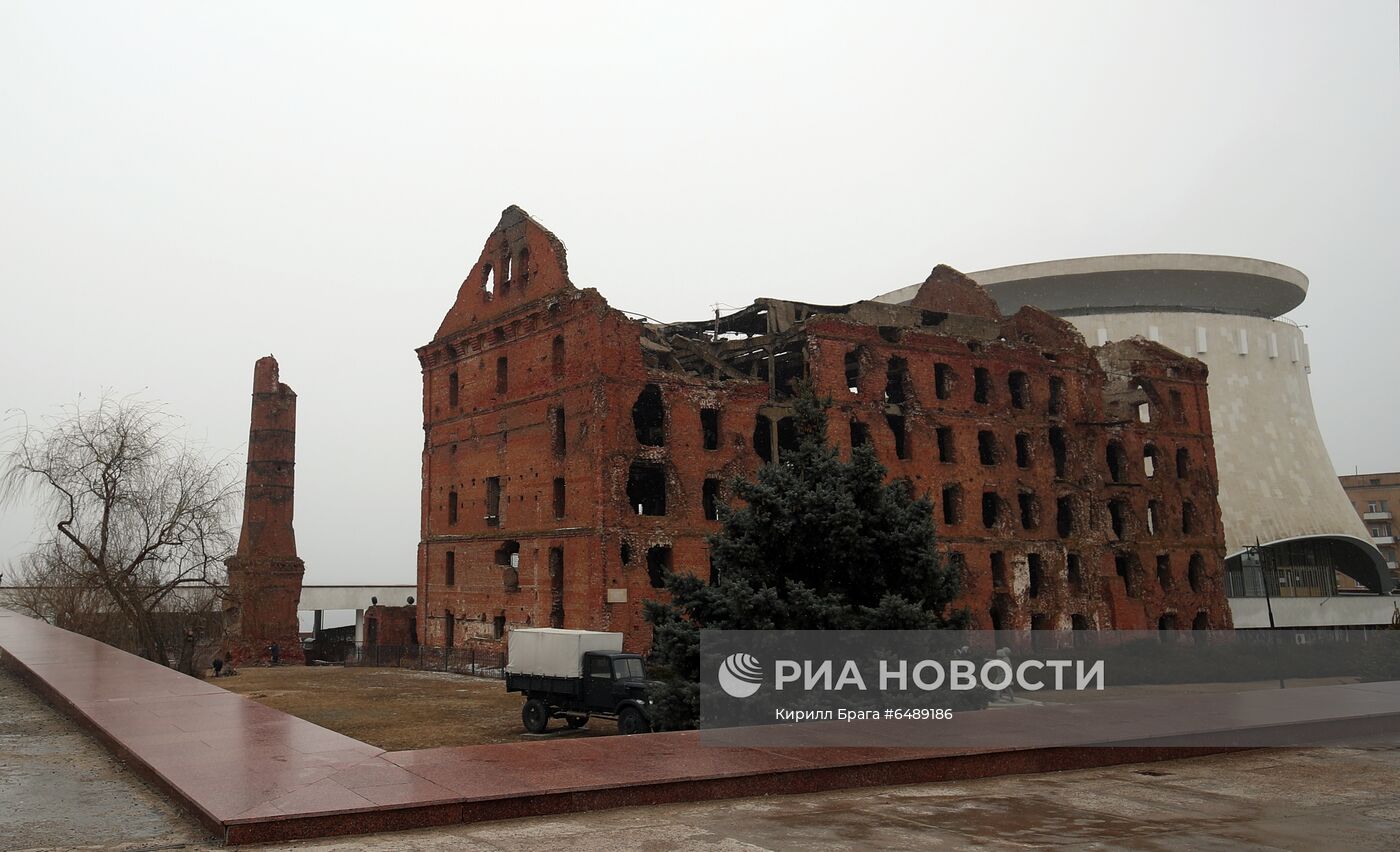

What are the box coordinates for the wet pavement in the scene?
[4,664,1400,851]
[0,666,210,851]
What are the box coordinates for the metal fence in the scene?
[341,641,508,679]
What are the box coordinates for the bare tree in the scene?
[2,396,239,668]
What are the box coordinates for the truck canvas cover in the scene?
[506,628,624,678]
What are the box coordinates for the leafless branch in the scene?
[2,394,240,665]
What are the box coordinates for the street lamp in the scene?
[1242,538,1285,688]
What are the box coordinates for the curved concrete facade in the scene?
[877,255,1390,593]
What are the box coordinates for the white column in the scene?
[353,608,365,644]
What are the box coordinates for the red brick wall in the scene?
[416,208,1232,653]
[225,356,306,666]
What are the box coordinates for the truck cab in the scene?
[582,651,650,716]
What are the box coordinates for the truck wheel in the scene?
[566,714,589,729]
[522,699,550,734]
[617,706,650,735]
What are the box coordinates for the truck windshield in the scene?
[613,658,645,680]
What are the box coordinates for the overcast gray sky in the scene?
[2,1,1396,585]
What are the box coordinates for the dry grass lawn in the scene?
[218,665,616,750]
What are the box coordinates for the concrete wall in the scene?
[1230,594,1400,628]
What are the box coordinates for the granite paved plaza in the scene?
[6,664,1400,851]
[5,608,1400,847]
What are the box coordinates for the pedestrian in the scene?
[996,646,1015,702]
[269,642,280,666]
[211,657,224,678]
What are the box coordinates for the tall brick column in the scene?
[224,356,305,665]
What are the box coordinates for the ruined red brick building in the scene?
[416,207,1231,652]
[224,356,306,665]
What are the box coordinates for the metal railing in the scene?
[342,641,507,678]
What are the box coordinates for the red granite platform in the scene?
[3,609,1399,845]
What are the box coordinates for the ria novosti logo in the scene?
[717,652,763,698]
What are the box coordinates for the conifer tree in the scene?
[644,383,967,729]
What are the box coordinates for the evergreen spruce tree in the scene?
[644,383,968,730]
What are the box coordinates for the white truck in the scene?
[504,628,654,734]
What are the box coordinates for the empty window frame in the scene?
[495,540,520,567]
[1106,440,1127,483]
[1143,444,1159,479]
[978,430,999,465]
[982,491,1001,529]
[1049,427,1067,478]
[703,477,721,521]
[1008,371,1030,409]
[942,484,963,526]
[646,546,672,589]
[885,356,909,405]
[1147,500,1161,536]
[1108,498,1128,539]
[934,363,954,400]
[627,462,667,515]
[448,370,459,408]
[445,550,456,586]
[1116,552,1137,597]
[1188,553,1205,592]
[1014,432,1031,468]
[936,426,956,462]
[1169,389,1186,422]
[850,418,871,449]
[1067,553,1083,592]
[754,415,773,463]
[1018,492,1039,530]
[448,490,459,525]
[1176,447,1191,478]
[1056,496,1074,538]
[844,348,863,394]
[700,408,719,450]
[754,414,798,464]
[549,548,564,628]
[496,356,508,393]
[1048,376,1065,415]
[973,367,991,404]
[1027,553,1044,598]
[551,335,565,378]
[991,551,1008,590]
[775,417,797,455]
[551,407,567,456]
[632,384,665,446]
[1156,554,1172,589]
[887,414,910,459]
[1181,500,1197,535]
[552,477,566,520]
[485,477,501,527]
